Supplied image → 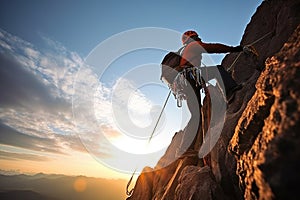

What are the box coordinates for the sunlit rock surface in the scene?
[127,0,300,199]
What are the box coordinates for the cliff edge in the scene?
[127,0,300,199]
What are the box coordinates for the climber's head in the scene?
[182,30,199,45]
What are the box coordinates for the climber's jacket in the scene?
[179,37,242,69]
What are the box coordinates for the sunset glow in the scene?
[0,3,261,199]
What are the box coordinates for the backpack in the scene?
[160,46,185,85]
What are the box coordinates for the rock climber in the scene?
[175,30,243,163]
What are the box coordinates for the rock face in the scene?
[229,24,300,200]
[127,0,300,199]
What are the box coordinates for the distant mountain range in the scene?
[0,173,127,200]
[0,190,57,200]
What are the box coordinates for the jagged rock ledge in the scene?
[127,0,300,199]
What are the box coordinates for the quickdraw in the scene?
[171,67,202,107]
[125,30,275,198]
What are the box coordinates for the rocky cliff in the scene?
[127,0,300,199]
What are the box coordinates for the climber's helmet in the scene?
[182,30,198,45]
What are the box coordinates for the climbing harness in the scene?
[170,66,202,107]
[126,30,274,197]
[126,69,200,197]
[127,66,206,197]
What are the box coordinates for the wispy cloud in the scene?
[0,150,51,162]
[0,52,69,112]
[0,28,154,164]
[0,122,64,154]
[0,29,99,161]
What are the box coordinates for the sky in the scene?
[0,0,262,181]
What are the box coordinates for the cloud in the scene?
[0,29,87,159]
[0,122,64,155]
[0,28,156,164]
[0,52,69,112]
[55,134,87,153]
[0,150,51,162]
[93,80,150,128]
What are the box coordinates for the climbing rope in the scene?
[126,90,172,197]
[126,168,136,196]
[248,31,274,46]
[148,90,172,142]
[125,30,274,197]
[227,51,243,72]
[227,30,274,72]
